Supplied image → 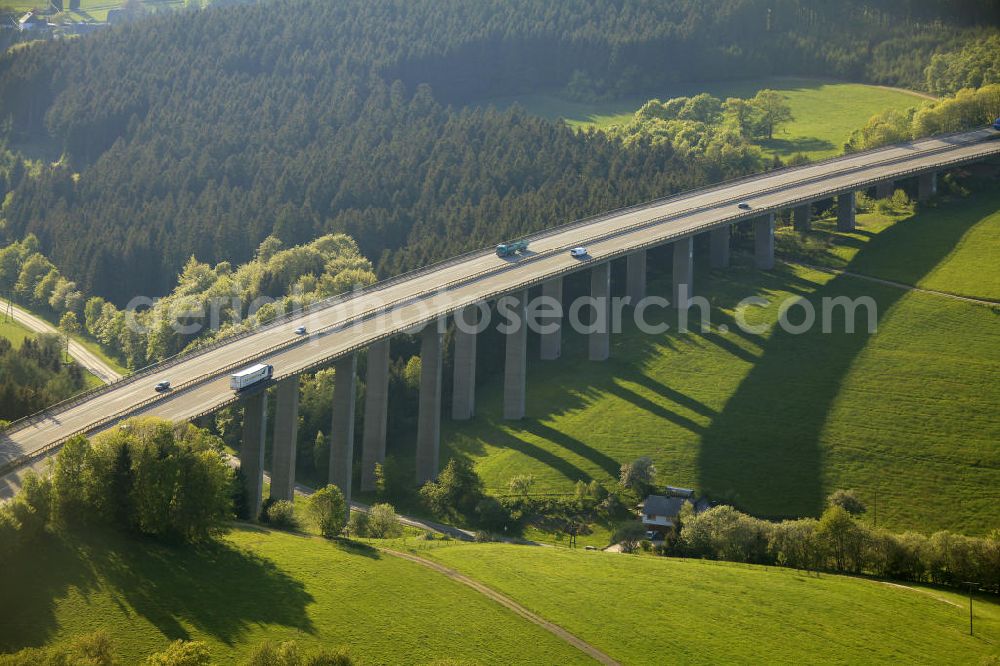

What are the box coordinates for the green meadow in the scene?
[409,541,1000,665]
[475,77,929,159]
[442,190,1000,535]
[0,525,586,664]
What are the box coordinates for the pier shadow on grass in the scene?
[696,203,984,518]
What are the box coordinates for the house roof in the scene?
[666,486,694,497]
[642,495,687,517]
[19,11,46,25]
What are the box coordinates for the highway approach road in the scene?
[2,300,122,383]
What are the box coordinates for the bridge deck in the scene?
[2,128,998,478]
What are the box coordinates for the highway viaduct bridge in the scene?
[1,128,998,514]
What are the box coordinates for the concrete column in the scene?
[240,391,267,521]
[451,305,478,420]
[270,375,300,502]
[710,225,730,269]
[918,172,937,201]
[876,180,893,199]
[672,236,693,310]
[837,192,856,232]
[754,214,775,270]
[416,322,443,484]
[539,277,562,360]
[361,339,390,492]
[328,354,356,516]
[589,263,611,361]
[503,291,528,419]
[793,203,811,232]
[626,250,647,303]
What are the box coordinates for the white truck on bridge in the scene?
[230,363,273,391]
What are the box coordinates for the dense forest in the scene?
[0,0,997,303]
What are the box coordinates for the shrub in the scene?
[619,456,656,496]
[145,640,212,665]
[50,435,92,527]
[307,485,347,538]
[827,489,867,516]
[366,503,402,539]
[508,474,535,496]
[244,640,352,666]
[0,505,21,564]
[816,506,866,572]
[474,531,494,542]
[347,511,370,538]
[474,495,512,532]
[266,500,298,531]
[419,458,484,522]
[613,520,647,554]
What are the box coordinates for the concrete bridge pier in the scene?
[452,305,479,421]
[754,214,775,270]
[710,225,730,269]
[503,291,528,419]
[672,236,693,310]
[589,263,611,360]
[837,191,856,232]
[626,250,647,303]
[416,322,444,484]
[876,180,894,199]
[793,203,812,232]
[539,277,563,360]
[361,339,390,492]
[240,391,268,521]
[270,375,300,502]
[918,171,937,201]
[328,354,357,517]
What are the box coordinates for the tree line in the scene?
[603,89,795,173]
[845,83,1000,151]
[0,417,234,562]
[662,500,1000,595]
[0,232,376,369]
[0,0,996,304]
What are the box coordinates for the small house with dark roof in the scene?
[640,495,688,531]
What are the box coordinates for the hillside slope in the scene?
[0,526,586,664]
[443,190,1000,534]
[3,524,997,663]
[406,540,1000,665]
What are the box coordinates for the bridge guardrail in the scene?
[2,125,983,438]
[1,128,996,476]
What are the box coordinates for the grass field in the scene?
[474,77,929,160]
[442,191,1000,535]
[0,313,105,388]
[0,299,128,377]
[0,316,32,348]
[0,525,587,664]
[404,541,1000,665]
[814,193,1000,301]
